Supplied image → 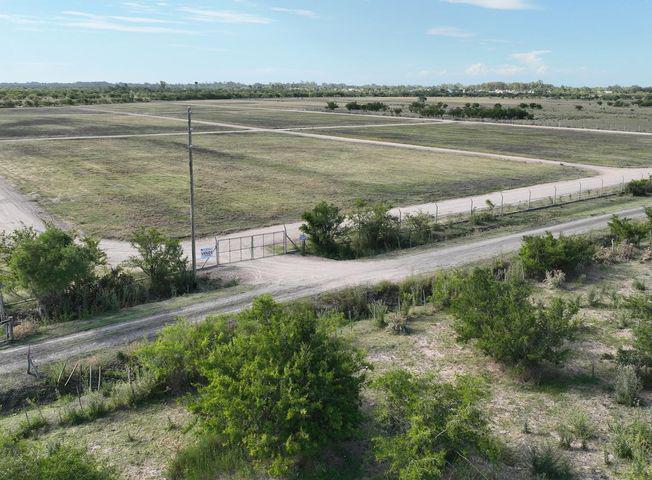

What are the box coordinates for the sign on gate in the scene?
[200,247,214,259]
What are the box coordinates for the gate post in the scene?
[251,236,255,260]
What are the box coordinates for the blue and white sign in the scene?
[200,247,215,259]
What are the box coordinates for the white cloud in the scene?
[426,26,475,38]
[466,63,489,75]
[59,11,192,33]
[493,64,525,75]
[0,13,44,25]
[510,49,550,73]
[271,7,317,18]
[443,0,535,10]
[178,7,273,24]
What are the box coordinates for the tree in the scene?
[608,215,648,245]
[191,296,368,476]
[325,101,339,111]
[0,226,105,315]
[349,199,400,256]
[128,227,191,297]
[300,201,346,258]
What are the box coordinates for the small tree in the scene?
[449,267,581,369]
[349,199,400,256]
[191,296,368,476]
[0,225,105,316]
[608,215,648,245]
[128,227,191,298]
[300,202,346,258]
[325,101,339,111]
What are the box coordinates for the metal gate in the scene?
[199,229,298,267]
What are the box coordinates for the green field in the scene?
[0,109,226,139]
[0,132,583,239]
[310,122,652,167]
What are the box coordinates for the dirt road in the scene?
[0,206,647,374]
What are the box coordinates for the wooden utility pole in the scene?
[188,106,197,277]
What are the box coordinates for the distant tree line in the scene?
[409,100,533,120]
[1,80,652,108]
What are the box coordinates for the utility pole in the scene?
[188,106,197,277]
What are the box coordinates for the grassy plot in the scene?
[104,102,425,129]
[0,109,223,139]
[0,132,584,238]
[311,122,652,167]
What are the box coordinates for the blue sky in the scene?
[1,0,650,86]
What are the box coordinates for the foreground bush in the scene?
[519,232,595,279]
[447,267,581,369]
[190,295,368,476]
[0,436,114,480]
[372,370,498,480]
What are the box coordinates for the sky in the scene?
[1,0,651,86]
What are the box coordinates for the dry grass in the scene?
[0,131,582,238]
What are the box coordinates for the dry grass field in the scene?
[0,131,582,238]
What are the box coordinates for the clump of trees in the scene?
[626,178,652,196]
[0,225,192,322]
[345,101,389,112]
[409,100,533,120]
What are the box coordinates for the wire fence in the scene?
[198,228,298,267]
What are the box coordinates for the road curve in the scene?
[0,206,647,374]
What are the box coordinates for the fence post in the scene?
[434,203,438,223]
[621,176,625,193]
[601,178,604,195]
[553,186,557,204]
[579,182,582,199]
[215,238,219,266]
[499,192,504,216]
[470,199,474,215]
[528,189,532,209]
[251,235,255,260]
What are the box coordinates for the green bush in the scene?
[614,365,642,406]
[349,199,400,256]
[190,295,368,476]
[519,232,595,279]
[610,418,652,478]
[0,436,114,480]
[626,178,652,196]
[137,316,236,394]
[372,370,498,480]
[0,225,106,318]
[608,216,649,245]
[448,267,580,369]
[128,227,193,298]
[168,434,253,480]
[300,201,347,258]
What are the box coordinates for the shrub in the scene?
[608,216,648,245]
[626,178,652,196]
[568,410,596,450]
[586,287,601,307]
[633,279,647,292]
[369,300,388,328]
[386,312,408,334]
[611,418,652,480]
[137,316,236,394]
[519,232,595,279]
[403,211,435,245]
[191,295,368,476]
[168,434,253,480]
[528,443,573,480]
[325,101,339,111]
[128,227,193,298]
[614,365,642,406]
[300,201,347,258]
[372,370,497,480]
[349,199,400,256]
[449,267,580,369]
[544,269,566,289]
